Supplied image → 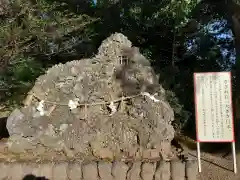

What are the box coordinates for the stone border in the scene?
[0,159,198,180]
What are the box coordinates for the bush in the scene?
[0,57,45,108]
[165,90,191,133]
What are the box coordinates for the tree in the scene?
[0,0,98,104]
[228,1,240,120]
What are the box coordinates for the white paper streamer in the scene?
[108,101,117,116]
[141,92,160,102]
[37,100,45,116]
[68,98,79,110]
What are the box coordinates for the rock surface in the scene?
[6,33,175,161]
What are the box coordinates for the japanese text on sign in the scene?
[194,72,234,142]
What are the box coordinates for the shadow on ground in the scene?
[22,174,49,180]
[0,117,9,140]
[182,127,232,154]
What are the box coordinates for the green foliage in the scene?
[0,0,98,64]
[0,57,45,103]
[0,0,98,108]
[165,90,191,132]
[5,57,44,83]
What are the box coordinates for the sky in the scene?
[185,18,235,70]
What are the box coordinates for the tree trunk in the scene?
[226,1,240,122]
[225,1,240,150]
[232,14,240,119]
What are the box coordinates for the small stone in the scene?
[128,147,138,157]
[135,148,143,159]
[39,135,62,150]
[31,164,42,176]
[21,163,34,177]
[156,142,173,160]
[82,162,99,180]
[150,149,160,159]
[98,162,113,180]
[10,163,24,180]
[39,163,54,179]
[71,67,79,75]
[127,162,141,180]
[6,109,25,136]
[32,145,46,155]
[185,160,198,180]
[141,162,156,180]
[143,149,151,159]
[94,148,114,159]
[52,163,68,180]
[171,160,185,180]
[68,162,83,180]
[112,162,129,180]
[154,161,170,180]
[7,135,37,153]
[0,163,10,179]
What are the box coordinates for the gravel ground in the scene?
[186,149,239,180]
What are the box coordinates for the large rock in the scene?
[6,33,175,160]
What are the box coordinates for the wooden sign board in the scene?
[194,72,234,142]
[193,72,236,173]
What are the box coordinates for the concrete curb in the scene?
[0,159,198,180]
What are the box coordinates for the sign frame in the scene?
[193,72,236,174]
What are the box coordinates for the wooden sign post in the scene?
[193,72,236,173]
